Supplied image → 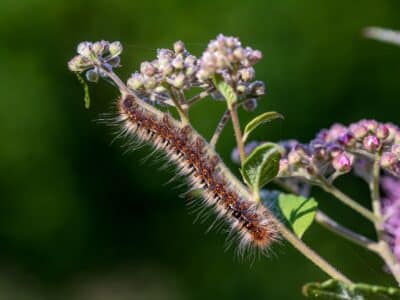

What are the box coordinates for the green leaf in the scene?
[303,279,400,300]
[212,74,237,109]
[278,193,318,238]
[76,73,91,109]
[242,111,284,142]
[241,143,281,195]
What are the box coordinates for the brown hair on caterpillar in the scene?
[118,93,279,255]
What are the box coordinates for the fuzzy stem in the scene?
[210,109,231,148]
[370,154,400,285]
[276,220,352,284]
[317,176,377,222]
[229,103,246,163]
[316,211,379,252]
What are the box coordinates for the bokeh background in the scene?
[1,0,400,299]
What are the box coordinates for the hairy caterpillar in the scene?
[117,93,279,254]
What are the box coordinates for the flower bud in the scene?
[249,81,266,96]
[109,41,123,57]
[173,40,185,53]
[376,124,389,140]
[362,119,378,132]
[247,49,262,65]
[68,55,91,72]
[338,132,355,147]
[326,143,342,158]
[363,135,381,152]
[196,69,210,81]
[233,47,245,60]
[140,62,157,76]
[159,63,173,77]
[77,42,92,57]
[239,67,255,82]
[236,84,247,94]
[127,72,144,90]
[332,152,353,172]
[184,55,197,66]
[380,152,397,168]
[92,41,108,55]
[349,124,368,139]
[172,73,185,88]
[85,69,99,82]
[108,56,121,67]
[243,98,258,112]
[172,55,185,69]
[144,77,157,89]
[392,144,400,158]
[288,149,302,165]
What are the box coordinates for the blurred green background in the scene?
[1,0,400,299]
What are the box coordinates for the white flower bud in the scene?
[109,41,123,57]
[85,69,99,82]
[127,72,144,90]
[173,40,185,53]
[77,42,92,58]
[172,55,184,69]
[172,73,185,88]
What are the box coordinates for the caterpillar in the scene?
[117,92,279,255]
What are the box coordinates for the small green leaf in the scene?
[242,111,284,142]
[76,73,91,109]
[278,193,317,238]
[212,74,237,109]
[303,279,400,300]
[241,143,281,195]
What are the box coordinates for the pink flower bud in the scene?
[376,124,389,140]
[380,152,398,168]
[363,135,381,152]
[332,152,353,173]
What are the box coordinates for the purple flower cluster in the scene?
[68,41,122,82]
[381,175,400,262]
[278,120,400,180]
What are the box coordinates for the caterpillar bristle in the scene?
[116,94,280,256]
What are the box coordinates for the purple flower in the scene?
[381,175,400,262]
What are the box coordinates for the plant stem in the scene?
[317,175,377,222]
[229,103,246,163]
[210,109,231,148]
[276,220,353,284]
[183,86,215,108]
[370,154,400,285]
[167,87,190,124]
[316,211,379,252]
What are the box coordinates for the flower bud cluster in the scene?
[126,40,202,103]
[68,41,122,82]
[197,34,266,111]
[278,120,400,180]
